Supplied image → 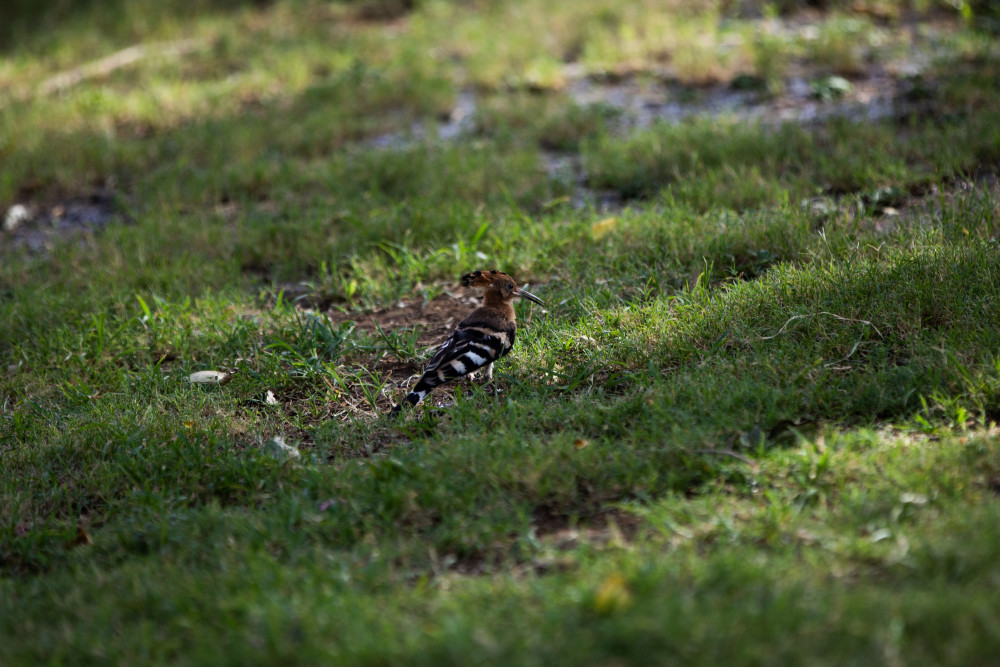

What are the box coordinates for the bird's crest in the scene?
[461,269,512,289]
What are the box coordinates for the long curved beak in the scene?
[515,288,544,306]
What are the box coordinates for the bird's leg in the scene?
[463,362,492,384]
[481,362,500,396]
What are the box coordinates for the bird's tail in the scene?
[388,391,421,419]
[388,350,482,419]
[387,379,435,419]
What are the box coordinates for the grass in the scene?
[3,0,1000,664]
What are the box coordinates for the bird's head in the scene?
[460,270,544,305]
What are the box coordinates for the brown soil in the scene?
[328,291,481,347]
[318,290,490,417]
[531,505,642,546]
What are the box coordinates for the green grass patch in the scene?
[3,0,1000,663]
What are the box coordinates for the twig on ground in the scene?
[759,311,883,341]
[38,39,206,95]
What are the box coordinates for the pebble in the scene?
[4,204,31,232]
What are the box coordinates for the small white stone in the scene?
[3,204,31,232]
[189,370,229,384]
[869,528,892,542]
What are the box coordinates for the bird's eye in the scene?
[507,283,514,291]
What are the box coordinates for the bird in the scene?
[388,270,544,418]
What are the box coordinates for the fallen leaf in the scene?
[869,528,892,542]
[593,572,632,614]
[574,438,590,450]
[590,217,618,241]
[67,526,93,549]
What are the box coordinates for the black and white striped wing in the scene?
[389,320,516,417]
[424,326,511,379]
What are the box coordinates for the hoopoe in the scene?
[388,270,544,418]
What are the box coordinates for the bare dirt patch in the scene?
[319,291,489,418]
[532,505,642,548]
[333,289,547,404]
[328,291,481,347]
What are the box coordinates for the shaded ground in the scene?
[1,190,124,252]
[338,292,494,403]
[854,168,1000,235]
[327,291,480,347]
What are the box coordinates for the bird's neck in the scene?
[483,292,515,321]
